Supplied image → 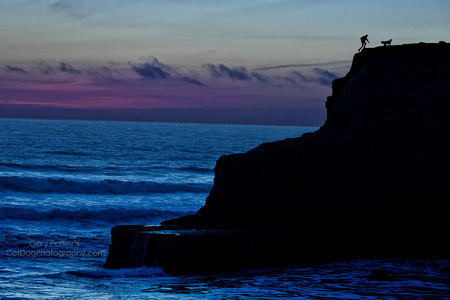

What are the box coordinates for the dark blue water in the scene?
[0,118,448,299]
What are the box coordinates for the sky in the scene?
[0,0,449,126]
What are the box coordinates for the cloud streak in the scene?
[131,57,171,80]
[37,62,55,74]
[205,64,252,81]
[1,58,339,90]
[204,63,340,88]
[86,66,115,81]
[313,68,339,86]
[0,57,335,126]
[181,76,203,86]
[6,65,27,74]
[253,60,350,72]
[58,62,82,74]
[131,57,203,86]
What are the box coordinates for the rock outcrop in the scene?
[106,43,450,274]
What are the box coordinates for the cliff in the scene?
[106,43,450,274]
[166,42,450,229]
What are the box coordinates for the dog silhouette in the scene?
[381,39,392,46]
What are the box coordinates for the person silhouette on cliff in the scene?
[358,35,370,52]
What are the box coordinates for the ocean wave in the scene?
[0,162,90,173]
[0,206,193,222]
[44,150,91,156]
[0,175,212,194]
[65,267,167,278]
[177,166,213,173]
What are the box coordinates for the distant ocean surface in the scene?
[1,118,448,299]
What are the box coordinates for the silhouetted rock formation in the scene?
[168,42,450,229]
[106,43,450,274]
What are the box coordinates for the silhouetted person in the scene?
[381,39,392,46]
[358,35,369,52]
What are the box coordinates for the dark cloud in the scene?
[250,72,270,83]
[204,63,340,88]
[59,62,82,74]
[6,65,27,74]
[280,76,300,87]
[313,68,339,86]
[131,57,203,86]
[290,69,339,86]
[205,64,251,81]
[291,71,313,83]
[205,63,304,87]
[38,62,55,74]
[205,63,281,84]
[131,57,171,80]
[87,66,114,80]
[181,76,203,86]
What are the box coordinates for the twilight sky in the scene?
[1,0,449,126]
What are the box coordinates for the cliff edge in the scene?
[106,43,450,274]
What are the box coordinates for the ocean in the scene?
[0,118,448,299]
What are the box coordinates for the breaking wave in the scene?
[0,175,212,195]
[65,267,167,278]
[0,206,193,222]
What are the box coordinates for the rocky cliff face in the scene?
[107,43,450,274]
[165,42,450,233]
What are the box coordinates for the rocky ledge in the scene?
[105,42,450,274]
